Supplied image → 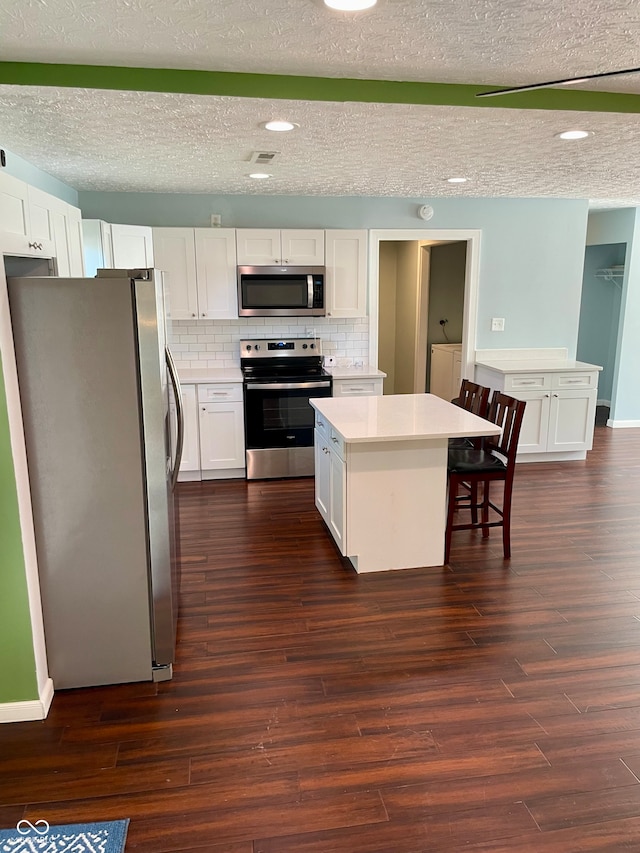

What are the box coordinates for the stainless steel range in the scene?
[241,338,333,480]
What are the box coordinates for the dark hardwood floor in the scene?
[3,426,640,851]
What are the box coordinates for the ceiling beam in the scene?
[1,62,640,114]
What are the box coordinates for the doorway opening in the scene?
[577,242,625,428]
[367,229,481,396]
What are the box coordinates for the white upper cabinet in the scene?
[35,191,84,277]
[0,174,81,270]
[110,224,154,268]
[194,228,238,319]
[324,230,368,318]
[236,229,324,266]
[152,228,198,320]
[82,220,114,277]
[0,172,30,239]
[153,227,237,320]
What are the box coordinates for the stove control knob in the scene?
[255,344,261,351]
[246,345,252,351]
[302,344,308,349]
[310,343,315,349]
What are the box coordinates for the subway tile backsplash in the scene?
[169,317,369,370]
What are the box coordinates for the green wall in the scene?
[0,355,38,702]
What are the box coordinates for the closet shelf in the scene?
[596,267,624,282]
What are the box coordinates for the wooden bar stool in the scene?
[445,391,526,563]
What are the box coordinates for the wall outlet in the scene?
[210,214,222,227]
[354,359,364,368]
[491,317,505,332]
[324,355,336,367]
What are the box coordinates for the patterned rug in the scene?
[0,819,129,851]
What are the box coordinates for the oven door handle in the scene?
[245,380,332,391]
[307,274,314,309]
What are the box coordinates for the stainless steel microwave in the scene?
[237,266,326,317]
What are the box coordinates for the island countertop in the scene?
[310,393,499,444]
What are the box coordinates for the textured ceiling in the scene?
[1,0,640,204]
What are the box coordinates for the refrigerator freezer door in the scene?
[7,274,166,688]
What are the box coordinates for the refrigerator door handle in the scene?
[165,347,184,489]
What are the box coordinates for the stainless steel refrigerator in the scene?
[7,268,184,689]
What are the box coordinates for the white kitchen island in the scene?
[310,394,500,573]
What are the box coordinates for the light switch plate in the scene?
[491,317,505,332]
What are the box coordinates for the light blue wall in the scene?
[577,244,624,403]
[1,148,79,205]
[79,192,590,353]
[587,209,640,423]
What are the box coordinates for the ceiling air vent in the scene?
[248,151,280,166]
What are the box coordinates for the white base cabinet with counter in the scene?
[430,343,462,401]
[475,358,602,462]
[198,383,245,479]
[175,373,246,481]
[312,394,500,572]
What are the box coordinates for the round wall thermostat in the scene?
[418,204,434,221]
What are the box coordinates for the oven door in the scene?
[243,377,332,479]
[244,378,332,449]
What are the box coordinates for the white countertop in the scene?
[311,393,500,444]
[475,359,602,374]
[177,367,243,384]
[325,366,387,380]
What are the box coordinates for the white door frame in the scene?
[368,229,482,384]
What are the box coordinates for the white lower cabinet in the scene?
[430,343,462,401]
[474,364,600,461]
[177,384,200,480]
[314,416,346,554]
[197,384,245,479]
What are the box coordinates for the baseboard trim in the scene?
[0,678,54,723]
[607,419,640,428]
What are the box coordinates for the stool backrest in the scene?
[485,391,527,465]
[455,379,490,418]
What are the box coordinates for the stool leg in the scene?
[482,480,490,538]
[445,476,457,564]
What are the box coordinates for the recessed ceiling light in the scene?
[249,172,272,180]
[324,0,377,9]
[446,177,468,184]
[263,121,297,132]
[555,130,591,140]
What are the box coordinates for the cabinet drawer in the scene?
[315,411,330,441]
[197,383,243,403]
[503,373,552,392]
[328,427,345,460]
[552,372,598,390]
[333,378,383,397]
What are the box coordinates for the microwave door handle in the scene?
[307,275,314,309]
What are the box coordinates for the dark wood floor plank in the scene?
[4,427,640,851]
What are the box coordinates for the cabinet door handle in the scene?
[28,241,43,250]
[317,419,325,427]
[553,393,559,398]
[331,436,339,443]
